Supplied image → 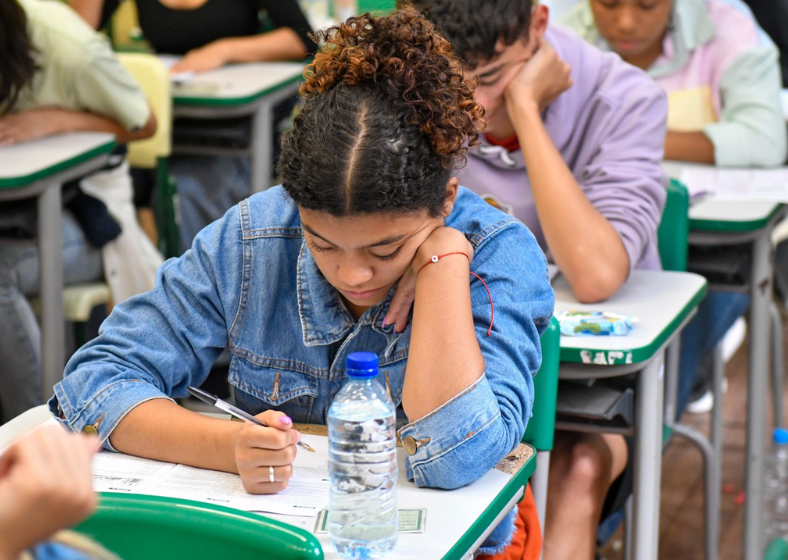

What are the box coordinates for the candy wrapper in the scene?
[556,310,637,336]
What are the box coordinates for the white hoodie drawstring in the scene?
[478,144,517,168]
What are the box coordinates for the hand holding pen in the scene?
[188,386,314,494]
[187,386,314,452]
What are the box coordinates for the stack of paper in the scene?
[91,437,330,516]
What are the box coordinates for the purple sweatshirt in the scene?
[458,24,668,271]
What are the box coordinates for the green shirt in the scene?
[15,0,149,131]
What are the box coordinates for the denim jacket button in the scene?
[82,425,98,435]
[403,436,418,456]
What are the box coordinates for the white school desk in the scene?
[689,197,786,559]
[0,133,116,400]
[168,61,304,193]
[664,159,786,557]
[553,269,707,560]
[0,406,535,560]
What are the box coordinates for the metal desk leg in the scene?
[744,230,773,558]
[673,423,720,560]
[624,496,633,560]
[250,100,273,194]
[632,353,665,559]
[664,339,681,426]
[770,302,785,430]
[38,182,64,400]
[532,450,550,556]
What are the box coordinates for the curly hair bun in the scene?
[301,6,483,168]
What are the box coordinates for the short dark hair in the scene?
[402,0,533,69]
[0,0,38,114]
[278,7,484,217]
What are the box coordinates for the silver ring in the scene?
[269,465,275,483]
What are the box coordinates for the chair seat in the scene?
[29,282,110,322]
[63,282,111,322]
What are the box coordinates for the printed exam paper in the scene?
[91,436,330,516]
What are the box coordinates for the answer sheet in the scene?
[90,435,330,516]
[664,162,788,202]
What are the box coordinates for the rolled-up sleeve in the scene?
[703,46,788,167]
[398,219,555,489]
[579,78,668,273]
[49,205,244,448]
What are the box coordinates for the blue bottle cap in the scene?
[774,428,788,445]
[346,352,379,378]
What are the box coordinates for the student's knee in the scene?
[550,432,615,495]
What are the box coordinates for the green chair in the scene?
[523,317,560,540]
[74,494,323,559]
[657,179,690,273]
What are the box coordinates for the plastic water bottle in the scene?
[328,352,398,559]
[764,428,788,546]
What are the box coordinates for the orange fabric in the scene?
[477,483,542,560]
[484,133,521,152]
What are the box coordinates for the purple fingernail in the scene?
[281,416,293,425]
[382,317,388,327]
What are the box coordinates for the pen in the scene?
[186,386,315,452]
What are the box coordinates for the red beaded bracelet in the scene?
[416,252,494,336]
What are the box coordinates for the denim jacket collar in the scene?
[296,239,400,348]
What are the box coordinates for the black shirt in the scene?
[100,0,316,56]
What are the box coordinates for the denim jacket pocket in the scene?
[228,356,318,423]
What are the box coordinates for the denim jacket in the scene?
[49,186,554,553]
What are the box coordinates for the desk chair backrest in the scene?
[115,53,172,168]
[116,53,178,257]
[75,494,323,560]
[657,179,690,273]
[523,317,560,451]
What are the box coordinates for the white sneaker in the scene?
[686,378,729,415]
[721,317,747,363]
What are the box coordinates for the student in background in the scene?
[564,0,786,166]
[50,8,554,557]
[0,426,107,560]
[70,0,316,75]
[563,0,787,412]
[407,0,666,557]
[70,0,318,252]
[0,0,162,425]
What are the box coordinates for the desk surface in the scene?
[662,161,783,231]
[0,407,533,560]
[553,270,707,365]
[689,198,782,232]
[169,61,305,106]
[0,133,115,189]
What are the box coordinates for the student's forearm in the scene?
[213,28,308,64]
[401,233,485,421]
[664,130,716,164]
[51,108,157,144]
[109,399,242,473]
[69,0,105,29]
[511,102,629,303]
